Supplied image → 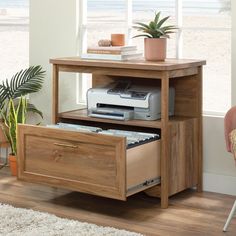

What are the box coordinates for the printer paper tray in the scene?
[88,108,134,120]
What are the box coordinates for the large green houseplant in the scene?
[0,65,45,139]
[0,66,45,175]
[133,11,177,61]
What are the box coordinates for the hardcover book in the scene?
[87,46,137,55]
[81,52,143,61]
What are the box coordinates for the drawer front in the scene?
[17,125,126,200]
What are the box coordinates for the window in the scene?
[0,0,29,81]
[78,0,231,113]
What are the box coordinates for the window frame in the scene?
[0,0,30,82]
[77,0,231,115]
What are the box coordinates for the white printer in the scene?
[87,82,175,121]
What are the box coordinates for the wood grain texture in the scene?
[145,118,198,197]
[171,75,199,117]
[92,74,114,88]
[17,124,127,200]
[17,125,162,199]
[168,118,198,195]
[126,140,161,192]
[50,57,206,71]
[59,109,163,128]
[58,65,199,80]
[59,109,195,130]
[160,72,170,208]
[169,67,198,78]
[52,64,59,124]
[196,67,203,192]
[59,65,164,79]
[43,58,205,208]
[0,168,235,236]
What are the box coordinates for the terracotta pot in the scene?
[8,154,17,176]
[111,34,125,46]
[144,38,167,61]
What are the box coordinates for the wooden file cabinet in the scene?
[17,58,206,208]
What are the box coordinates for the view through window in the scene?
[79,0,231,113]
[0,0,29,81]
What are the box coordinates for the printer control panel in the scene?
[108,81,130,94]
[120,91,148,99]
[107,82,148,100]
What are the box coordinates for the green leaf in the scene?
[27,103,43,119]
[161,35,170,38]
[0,84,9,109]
[144,28,165,38]
[160,26,178,31]
[132,11,178,39]
[134,22,150,29]
[156,16,170,28]
[133,26,148,31]
[0,65,45,103]
[132,34,152,38]
[154,12,161,24]
[7,99,17,155]
[16,96,27,124]
[164,31,175,34]
[149,21,157,30]
[1,97,28,155]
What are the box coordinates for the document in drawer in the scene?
[47,123,160,149]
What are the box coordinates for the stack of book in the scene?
[81,46,142,61]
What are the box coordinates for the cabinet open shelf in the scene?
[59,109,194,129]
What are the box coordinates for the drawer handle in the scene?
[54,143,78,148]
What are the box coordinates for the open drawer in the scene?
[17,124,161,200]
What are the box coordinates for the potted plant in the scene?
[133,11,177,61]
[0,65,45,174]
[0,66,45,147]
[1,97,27,176]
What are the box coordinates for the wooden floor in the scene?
[0,167,235,236]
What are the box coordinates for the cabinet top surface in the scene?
[50,57,206,71]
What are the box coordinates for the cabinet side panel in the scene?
[168,118,198,195]
[145,118,198,197]
[171,75,198,117]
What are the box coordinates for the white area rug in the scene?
[0,203,143,236]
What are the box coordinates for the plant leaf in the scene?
[154,11,161,24]
[0,66,45,102]
[16,96,27,124]
[132,11,178,39]
[149,21,157,30]
[156,16,170,28]
[160,26,178,31]
[132,34,152,38]
[27,103,43,119]
[134,22,150,29]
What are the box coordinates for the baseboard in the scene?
[203,172,236,196]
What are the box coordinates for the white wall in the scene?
[203,116,236,195]
[29,0,78,123]
[232,1,236,105]
[29,1,236,195]
[202,1,236,195]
